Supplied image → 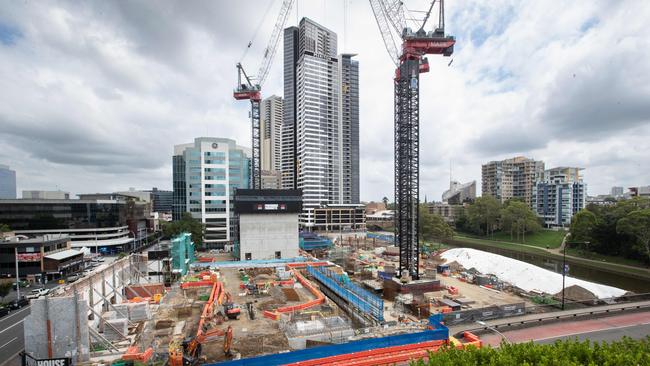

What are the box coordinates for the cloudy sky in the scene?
[1,0,649,202]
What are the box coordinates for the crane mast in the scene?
[234,0,295,190]
[370,0,455,279]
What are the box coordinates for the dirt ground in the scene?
[439,275,530,308]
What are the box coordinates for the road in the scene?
[480,310,650,346]
[0,306,30,366]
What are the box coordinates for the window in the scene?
[275,251,281,259]
[245,253,252,260]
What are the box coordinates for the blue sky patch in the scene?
[580,17,599,33]
[0,22,22,46]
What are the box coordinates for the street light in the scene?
[476,320,510,344]
[562,241,589,310]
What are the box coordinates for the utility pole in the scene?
[15,247,20,299]
[562,245,567,310]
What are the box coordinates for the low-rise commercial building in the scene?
[0,197,153,253]
[0,234,83,282]
[310,204,366,232]
[234,189,302,261]
[426,203,464,224]
[22,190,70,199]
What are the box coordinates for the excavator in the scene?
[169,326,234,366]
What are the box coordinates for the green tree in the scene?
[0,282,12,301]
[0,224,10,232]
[418,205,454,242]
[500,200,541,243]
[617,209,650,264]
[162,212,205,248]
[382,196,389,207]
[570,210,597,246]
[466,196,502,236]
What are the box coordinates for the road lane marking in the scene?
[0,320,23,335]
[0,307,30,325]
[0,337,17,349]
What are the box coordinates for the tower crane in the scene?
[234,0,295,189]
[369,0,455,279]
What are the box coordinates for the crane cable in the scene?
[239,0,277,64]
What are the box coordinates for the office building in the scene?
[482,156,544,206]
[22,190,70,199]
[261,95,283,172]
[312,204,366,232]
[629,186,650,198]
[234,189,302,261]
[144,187,173,213]
[442,181,476,204]
[610,186,624,198]
[0,197,152,253]
[172,137,250,249]
[0,164,16,199]
[282,18,361,227]
[532,167,587,227]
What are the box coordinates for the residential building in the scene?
[261,170,281,189]
[312,204,366,232]
[233,189,302,260]
[0,164,16,199]
[426,203,464,225]
[22,190,70,199]
[172,137,250,249]
[610,186,624,198]
[629,186,650,198]
[261,95,283,172]
[442,180,476,204]
[532,167,587,227]
[0,234,82,282]
[339,53,360,204]
[282,18,361,227]
[0,198,152,253]
[482,156,544,206]
[366,209,394,230]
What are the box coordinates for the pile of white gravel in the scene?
[440,248,626,299]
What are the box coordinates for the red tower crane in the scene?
[234,0,295,189]
[369,0,455,279]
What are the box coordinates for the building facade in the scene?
[234,189,302,260]
[145,187,173,213]
[172,137,250,249]
[0,164,16,199]
[426,203,464,225]
[282,18,361,227]
[261,95,283,173]
[482,156,544,206]
[442,180,476,204]
[22,190,70,199]
[0,198,152,253]
[311,204,366,232]
[261,170,281,189]
[610,186,624,198]
[532,167,587,227]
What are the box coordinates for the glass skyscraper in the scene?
[172,138,250,249]
[0,164,17,199]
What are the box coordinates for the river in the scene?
[445,242,650,294]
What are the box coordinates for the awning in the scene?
[45,249,83,261]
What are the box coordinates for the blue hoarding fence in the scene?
[367,232,395,244]
[307,265,384,322]
[210,314,449,366]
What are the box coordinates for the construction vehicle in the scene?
[369,0,455,280]
[169,326,234,366]
[223,292,241,320]
[233,0,295,189]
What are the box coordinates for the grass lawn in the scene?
[458,229,565,249]
[565,247,650,269]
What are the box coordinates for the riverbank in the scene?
[446,236,650,282]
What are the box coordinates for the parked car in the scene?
[0,306,9,317]
[26,288,50,300]
[12,280,30,290]
[67,274,81,283]
[9,297,29,310]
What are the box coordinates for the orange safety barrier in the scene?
[122,346,154,362]
[285,339,447,366]
[263,269,326,320]
[461,331,482,348]
[197,257,214,262]
[285,261,329,269]
[180,280,214,289]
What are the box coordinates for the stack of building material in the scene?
[128,302,151,321]
[99,311,116,332]
[112,303,130,319]
[103,318,128,341]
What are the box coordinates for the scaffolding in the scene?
[171,232,195,276]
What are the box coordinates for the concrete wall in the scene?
[24,296,90,361]
[239,213,299,260]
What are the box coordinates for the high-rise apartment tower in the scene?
[482,156,544,206]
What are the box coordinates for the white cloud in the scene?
[0,0,649,201]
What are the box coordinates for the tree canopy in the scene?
[162,212,204,248]
[419,205,454,242]
[500,200,541,242]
